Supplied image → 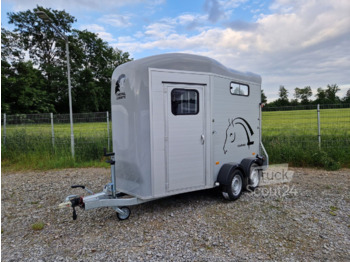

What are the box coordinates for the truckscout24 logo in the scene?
[223,117,254,154]
[115,74,126,100]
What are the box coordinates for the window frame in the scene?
[230,81,250,96]
[171,88,200,116]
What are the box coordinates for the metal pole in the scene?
[66,40,75,158]
[107,111,110,151]
[317,104,321,149]
[35,11,74,157]
[3,113,6,146]
[50,113,55,147]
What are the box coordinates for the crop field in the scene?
[1,108,349,170]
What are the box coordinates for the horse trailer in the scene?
[60,53,268,220]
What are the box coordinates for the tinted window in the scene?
[171,89,199,115]
[230,82,249,96]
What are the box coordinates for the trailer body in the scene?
[111,53,266,200]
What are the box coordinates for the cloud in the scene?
[80,24,116,42]
[3,0,164,12]
[226,20,259,31]
[144,23,175,39]
[99,14,132,28]
[204,0,224,23]
[115,0,350,100]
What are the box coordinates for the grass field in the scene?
[1,122,111,170]
[262,108,350,169]
[1,108,349,171]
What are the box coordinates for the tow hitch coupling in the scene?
[59,196,84,220]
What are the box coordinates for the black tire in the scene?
[247,163,261,191]
[116,206,131,220]
[221,169,244,201]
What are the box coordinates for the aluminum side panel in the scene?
[212,76,261,180]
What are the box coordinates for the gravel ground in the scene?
[1,167,350,261]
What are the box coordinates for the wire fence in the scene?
[262,104,350,147]
[1,104,349,166]
[261,104,350,167]
[1,112,111,160]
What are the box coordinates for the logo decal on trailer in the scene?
[223,117,254,154]
[115,74,126,100]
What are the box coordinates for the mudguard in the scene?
[240,158,257,178]
[216,163,244,186]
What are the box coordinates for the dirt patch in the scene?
[1,167,350,261]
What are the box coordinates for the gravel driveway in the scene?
[1,167,350,261]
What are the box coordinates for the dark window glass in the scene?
[171,89,199,115]
[230,82,249,96]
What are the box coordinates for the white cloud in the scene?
[80,24,116,42]
[144,23,175,39]
[99,14,132,28]
[3,0,164,12]
[115,0,350,101]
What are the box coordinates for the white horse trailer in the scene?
[60,53,268,220]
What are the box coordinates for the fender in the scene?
[240,158,257,178]
[240,157,264,176]
[217,163,244,186]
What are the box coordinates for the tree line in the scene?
[1,6,132,115]
[261,84,350,107]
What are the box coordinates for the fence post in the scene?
[317,104,321,149]
[107,111,110,151]
[3,113,6,146]
[50,113,55,147]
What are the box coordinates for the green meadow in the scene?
[262,108,350,169]
[1,122,111,170]
[1,108,349,171]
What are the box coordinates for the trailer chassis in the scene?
[59,149,151,220]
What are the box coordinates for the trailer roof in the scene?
[119,53,261,83]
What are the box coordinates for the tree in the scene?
[261,89,267,104]
[4,6,132,114]
[1,27,54,113]
[325,84,340,104]
[274,85,289,106]
[289,98,299,106]
[294,86,312,104]
[66,29,132,113]
[342,89,350,104]
[279,85,288,100]
[1,61,55,113]
[1,27,24,64]
[315,87,327,104]
[7,6,76,111]
[8,6,76,66]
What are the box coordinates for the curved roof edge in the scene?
[118,53,261,83]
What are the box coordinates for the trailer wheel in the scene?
[222,169,243,201]
[248,163,261,191]
[116,206,131,220]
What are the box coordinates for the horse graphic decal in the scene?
[223,117,254,154]
[115,74,126,100]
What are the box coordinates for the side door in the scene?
[166,84,205,191]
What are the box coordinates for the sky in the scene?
[1,0,350,101]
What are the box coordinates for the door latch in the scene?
[201,134,205,144]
